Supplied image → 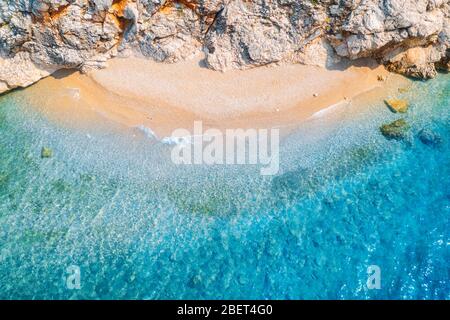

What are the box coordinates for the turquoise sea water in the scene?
[0,76,448,299]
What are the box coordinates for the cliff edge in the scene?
[0,0,449,94]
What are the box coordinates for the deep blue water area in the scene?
[0,75,448,299]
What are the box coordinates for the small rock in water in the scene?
[188,274,202,288]
[418,128,442,146]
[41,147,53,158]
[380,119,409,140]
[385,99,409,113]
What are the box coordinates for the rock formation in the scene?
[418,127,442,146]
[385,98,409,113]
[380,118,410,140]
[0,0,449,94]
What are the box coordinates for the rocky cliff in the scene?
[0,0,449,94]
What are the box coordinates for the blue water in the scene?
[0,76,448,299]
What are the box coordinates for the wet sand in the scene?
[22,55,410,138]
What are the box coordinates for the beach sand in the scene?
[22,55,410,137]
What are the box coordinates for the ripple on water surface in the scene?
[0,76,448,299]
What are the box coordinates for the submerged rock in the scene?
[188,274,203,288]
[41,147,53,158]
[385,99,409,113]
[380,119,409,140]
[418,128,442,147]
[0,173,9,187]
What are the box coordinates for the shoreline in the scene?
[20,56,410,138]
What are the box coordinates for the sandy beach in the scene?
[22,55,410,137]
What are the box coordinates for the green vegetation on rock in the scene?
[41,147,53,158]
[380,118,409,140]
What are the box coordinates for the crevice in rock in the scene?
[32,4,71,24]
[108,0,134,43]
[435,49,450,72]
[112,0,129,15]
[49,4,70,20]
[204,7,224,36]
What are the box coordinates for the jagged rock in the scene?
[329,0,449,79]
[0,0,448,93]
[138,5,202,63]
[296,37,341,68]
[0,52,56,94]
[436,50,450,71]
[204,0,319,70]
[418,128,442,146]
[380,119,410,140]
[385,99,409,113]
[384,46,441,79]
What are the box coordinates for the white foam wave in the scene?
[136,125,199,146]
[310,100,349,119]
[136,125,158,140]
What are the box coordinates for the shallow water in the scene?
[0,76,448,299]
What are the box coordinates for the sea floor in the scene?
[0,75,448,299]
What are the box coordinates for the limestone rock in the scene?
[329,0,449,78]
[0,52,56,94]
[0,0,448,93]
[436,51,450,71]
[296,38,341,68]
[380,119,410,140]
[204,0,315,70]
[385,99,409,113]
[384,46,441,79]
